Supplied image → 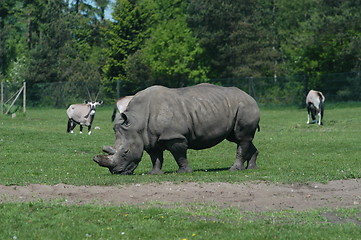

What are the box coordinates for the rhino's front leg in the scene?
[166,140,193,173]
[148,150,164,175]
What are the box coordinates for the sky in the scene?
[88,0,114,20]
[104,1,114,20]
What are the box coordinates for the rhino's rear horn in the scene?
[102,146,116,155]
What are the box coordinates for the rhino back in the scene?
[125,84,259,149]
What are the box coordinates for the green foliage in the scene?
[140,7,208,87]
[188,0,281,79]
[280,0,361,77]
[102,0,148,97]
[2,0,361,101]
[3,103,20,114]
[108,0,208,94]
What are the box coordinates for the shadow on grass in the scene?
[193,167,230,172]
[159,167,230,174]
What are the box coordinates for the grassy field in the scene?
[1,202,360,240]
[1,104,360,185]
[1,104,361,239]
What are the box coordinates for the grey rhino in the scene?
[93,83,260,175]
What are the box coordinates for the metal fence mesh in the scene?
[1,71,361,111]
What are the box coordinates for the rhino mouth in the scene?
[93,155,138,175]
[110,162,138,175]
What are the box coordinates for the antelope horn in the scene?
[86,87,93,101]
[94,90,100,101]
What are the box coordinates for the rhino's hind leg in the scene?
[148,150,165,175]
[230,141,258,171]
[246,142,258,169]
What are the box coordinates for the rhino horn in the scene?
[102,146,116,155]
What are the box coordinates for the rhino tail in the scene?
[257,124,260,132]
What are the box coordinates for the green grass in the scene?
[1,104,361,239]
[0,104,360,185]
[1,202,360,240]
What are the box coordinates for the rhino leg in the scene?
[148,150,164,175]
[230,141,258,171]
[246,142,258,169]
[166,140,193,173]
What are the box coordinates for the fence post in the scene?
[117,80,120,99]
[1,82,3,115]
[248,77,257,101]
[23,82,26,113]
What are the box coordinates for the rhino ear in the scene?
[120,113,129,126]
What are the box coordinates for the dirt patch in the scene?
[1,179,360,211]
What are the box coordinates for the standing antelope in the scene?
[306,90,325,125]
[67,100,103,135]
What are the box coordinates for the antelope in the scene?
[306,90,325,125]
[67,90,103,135]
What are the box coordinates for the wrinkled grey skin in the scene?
[93,83,260,175]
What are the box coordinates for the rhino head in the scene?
[93,113,144,174]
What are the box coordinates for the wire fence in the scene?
[1,71,361,112]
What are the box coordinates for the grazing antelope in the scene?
[67,100,103,135]
[306,90,325,125]
[111,96,134,123]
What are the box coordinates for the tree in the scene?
[188,0,280,79]
[102,0,148,98]
[279,0,361,76]
[0,0,25,79]
[136,0,208,88]
[93,0,111,21]
[26,0,71,83]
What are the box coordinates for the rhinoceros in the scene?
[93,83,260,175]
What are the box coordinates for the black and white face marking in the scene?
[85,101,103,116]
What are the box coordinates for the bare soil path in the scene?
[1,179,360,211]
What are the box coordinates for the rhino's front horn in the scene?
[102,146,116,155]
[93,155,114,168]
